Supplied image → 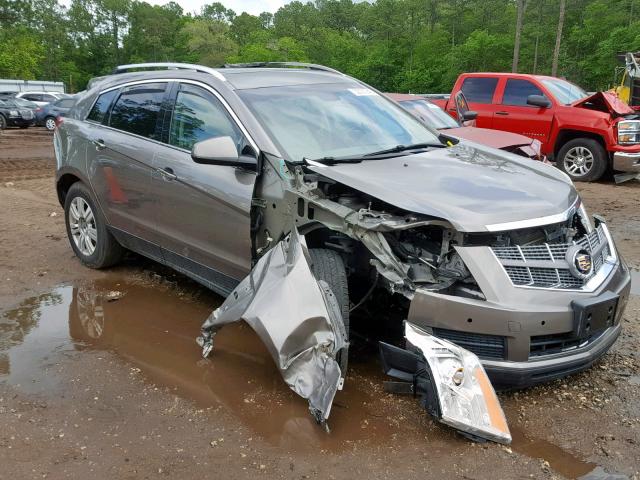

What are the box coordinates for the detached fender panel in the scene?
[198,229,348,424]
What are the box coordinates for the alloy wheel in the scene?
[69,197,97,256]
[563,146,594,177]
[45,118,56,131]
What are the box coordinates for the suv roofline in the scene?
[222,62,345,76]
[113,62,227,81]
[112,61,346,83]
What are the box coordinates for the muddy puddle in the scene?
[0,279,613,477]
[0,279,430,452]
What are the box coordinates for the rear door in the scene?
[457,76,500,128]
[85,82,168,259]
[151,81,257,292]
[492,78,554,143]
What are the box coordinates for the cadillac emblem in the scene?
[566,245,593,279]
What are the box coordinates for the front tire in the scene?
[0,115,6,130]
[64,182,124,268]
[309,248,350,371]
[557,138,607,182]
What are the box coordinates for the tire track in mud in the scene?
[0,129,55,181]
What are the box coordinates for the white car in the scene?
[14,91,70,106]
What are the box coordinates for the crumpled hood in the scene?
[307,143,578,232]
[444,126,534,149]
[573,91,635,117]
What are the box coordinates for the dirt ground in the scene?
[0,128,638,480]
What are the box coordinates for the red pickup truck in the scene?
[433,73,640,181]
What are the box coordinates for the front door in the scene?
[492,78,554,144]
[151,82,256,294]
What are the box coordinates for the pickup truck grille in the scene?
[492,225,610,290]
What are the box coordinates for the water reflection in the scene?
[0,281,418,450]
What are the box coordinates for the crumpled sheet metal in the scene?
[198,229,348,423]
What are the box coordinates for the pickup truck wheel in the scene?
[309,248,349,370]
[557,138,607,182]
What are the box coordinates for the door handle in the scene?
[496,111,509,116]
[158,167,177,181]
[92,139,106,150]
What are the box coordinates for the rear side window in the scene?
[502,79,545,106]
[22,93,42,102]
[42,94,57,102]
[87,90,118,123]
[460,77,498,104]
[168,84,242,151]
[109,83,166,140]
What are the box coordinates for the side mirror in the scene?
[191,136,257,170]
[461,110,478,121]
[526,95,552,108]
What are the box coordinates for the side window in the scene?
[22,93,42,102]
[42,94,57,102]
[460,77,499,104]
[109,83,166,140]
[502,79,545,106]
[168,83,243,152]
[87,90,118,123]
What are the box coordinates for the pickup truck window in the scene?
[502,79,546,106]
[540,78,588,105]
[461,77,498,104]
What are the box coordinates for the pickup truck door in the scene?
[492,78,554,144]
[451,76,501,128]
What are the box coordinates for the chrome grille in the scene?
[20,109,34,120]
[492,225,611,290]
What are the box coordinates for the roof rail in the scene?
[112,63,226,81]
[222,62,344,75]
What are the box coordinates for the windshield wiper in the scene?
[362,142,446,157]
[304,156,364,165]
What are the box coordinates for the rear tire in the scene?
[44,116,56,131]
[557,138,607,182]
[64,182,124,268]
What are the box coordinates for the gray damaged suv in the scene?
[55,63,630,443]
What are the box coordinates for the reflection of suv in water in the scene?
[55,63,630,398]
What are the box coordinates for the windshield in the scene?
[541,78,589,105]
[399,99,459,129]
[237,83,441,162]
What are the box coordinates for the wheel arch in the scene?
[56,173,82,207]
[554,129,608,160]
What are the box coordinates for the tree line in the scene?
[0,0,638,93]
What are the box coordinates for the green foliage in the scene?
[2,0,639,93]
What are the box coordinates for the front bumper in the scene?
[612,151,640,173]
[7,117,35,127]
[407,240,631,389]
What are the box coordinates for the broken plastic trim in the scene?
[380,322,511,444]
[197,228,348,427]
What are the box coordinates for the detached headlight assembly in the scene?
[618,120,640,145]
[404,322,511,444]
